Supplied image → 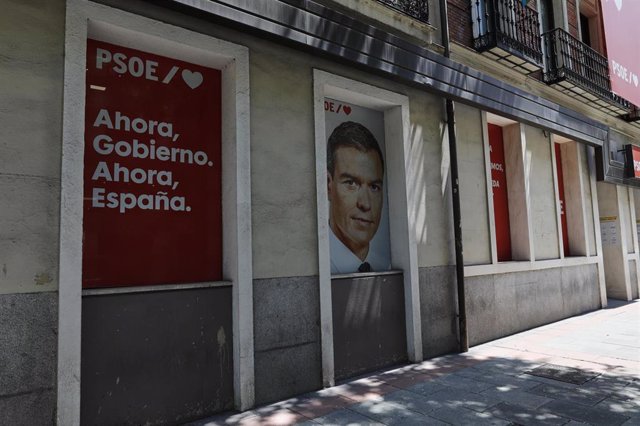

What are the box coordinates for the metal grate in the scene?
[526,364,600,385]
[543,27,631,110]
[376,0,429,23]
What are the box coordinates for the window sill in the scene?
[464,256,600,277]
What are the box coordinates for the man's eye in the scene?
[343,179,356,187]
[370,184,381,192]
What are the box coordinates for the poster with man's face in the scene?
[325,98,391,274]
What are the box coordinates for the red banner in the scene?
[625,144,640,178]
[488,124,512,262]
[82,39,222,288]
[555,144,570,256]
[601,0,640,106]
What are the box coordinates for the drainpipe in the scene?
[439,0,469,352]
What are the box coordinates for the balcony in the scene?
[543,28,631,116]
[471,0,543,73]
[376,0,429,23]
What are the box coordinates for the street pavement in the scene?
[190,299,640,425]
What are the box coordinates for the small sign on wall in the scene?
[82,39,223,288]
[600,216,618,247]
[624,144,640,178]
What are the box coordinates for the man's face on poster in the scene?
[328,146,384,260]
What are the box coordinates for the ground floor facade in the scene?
[1,0,639,425]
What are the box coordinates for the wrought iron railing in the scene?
[542,28,630,108]
[472,0,543,67]
[376,0,429,23]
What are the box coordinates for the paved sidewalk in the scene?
[190,299,640,426]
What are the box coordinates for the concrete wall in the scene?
[466,264,600,346]
[0,1,64,423]
[525,125,559,260]
[253,276,321,405]
[0,293,58,425]
[458,105,491,265]
[419,266,458,358]
[1,1,63,295]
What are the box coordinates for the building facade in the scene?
[1,0,638,424]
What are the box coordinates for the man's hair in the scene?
[327,121,384,175]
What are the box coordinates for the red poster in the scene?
[82,39,222,288]
[601,0,640,106]
[555,144,570,256]
[488,124,512,262]
[632,145,640,178]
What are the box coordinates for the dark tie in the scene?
[358,262,371,273]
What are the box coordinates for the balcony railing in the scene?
[543,28,631,109]
[472,0,543,68]
[376,0,429,23]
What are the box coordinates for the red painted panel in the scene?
[488,124,511,262]
[555,143,570,256]
[82,39,222,288]
[632,145,640,178]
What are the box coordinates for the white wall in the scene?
[457,104,491,265]
[526,125,559,260]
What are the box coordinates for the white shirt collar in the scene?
[329,228,390,274]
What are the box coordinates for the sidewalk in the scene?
[190,299,640,426]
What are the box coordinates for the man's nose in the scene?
[356,187,371,211]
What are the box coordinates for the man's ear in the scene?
[327,171,332,200]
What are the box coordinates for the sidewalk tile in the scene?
[348,400,416,424]
[480,386,553,409]
[405,380,449,396]
[430,406,512,425]
[595,398,640,418]
[432,373,496,393]
[410,388,502,413]
[287,395,355,419]
[528,383,609,406]
[307,408,384,425]
[453,369,543,390]
[541,399,631,426]
[386,413,450,426]
[488,402,568,425]
[379,389,441,414]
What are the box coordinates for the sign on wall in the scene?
[601,0,640,106]
[600,216,618,247]
[324,99,391,274]
[82,39,222,288]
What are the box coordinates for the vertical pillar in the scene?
[503,123,534,261]
[596,182,633,300]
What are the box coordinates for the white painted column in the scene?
[596,181,633,300]
[503,123,534,261]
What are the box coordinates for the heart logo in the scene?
[343,105,352,115]
[633,74,639,87]
[181,70,203,89]
[614,0,622,11]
